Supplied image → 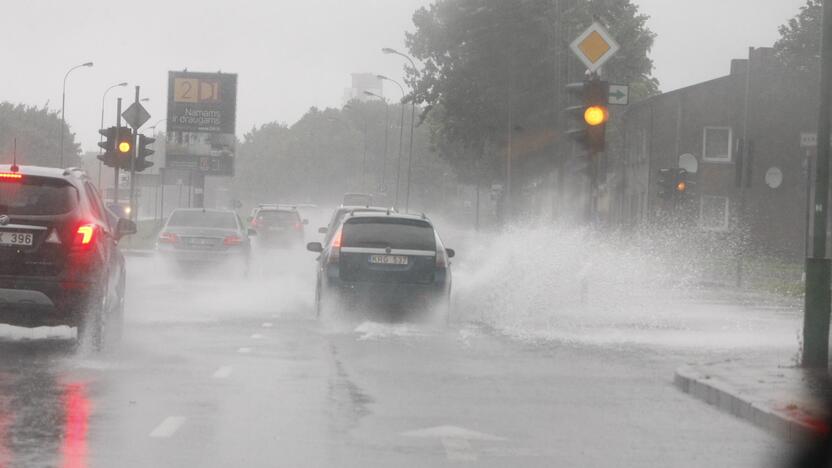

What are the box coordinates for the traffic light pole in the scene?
[129,86,140,223]
[114,98,122,205]
[803,0,832,368]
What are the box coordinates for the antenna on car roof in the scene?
[10,139,19,173]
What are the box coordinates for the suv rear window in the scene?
[342,218,436,251]
[257,210,298,225]
[0,176,78,215]
[168,211,238,229]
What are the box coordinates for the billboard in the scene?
[165,71,237,176]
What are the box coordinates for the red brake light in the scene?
[0,172,22,180]
[158,232,178,244]
[73,224,97,249]
[294,223,302,230]
[224,235,242,246]
[328,228,342,264]
[332,228,342,248]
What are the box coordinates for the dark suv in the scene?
[0,165,136,348]
[307,211,454,322]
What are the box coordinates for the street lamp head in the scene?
[82,62,93,67]
[117,82,128,87]
[141,98,150,102]
[363,91,375,97]
[376,74,389,81]
[381,47,398,55]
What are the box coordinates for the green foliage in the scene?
[405,0,658,184]
[231,101,456,210]
[0,102,80,167]
[774,0,822,74]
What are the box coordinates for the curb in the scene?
[674,365,825,442]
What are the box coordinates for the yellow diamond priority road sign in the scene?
[570,22,620,73]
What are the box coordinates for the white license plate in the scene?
[369,255,408,265]
[189,238,214,245]
[0,232,34,247]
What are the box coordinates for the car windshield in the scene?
[167,211,237,229]
[257,210,297,225]
[342,218,435,251]
[0,176,78,215]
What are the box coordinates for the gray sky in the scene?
[0,0,808,152]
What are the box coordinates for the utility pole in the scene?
[803,0,832,368]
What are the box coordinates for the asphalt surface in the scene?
[0,249,788,467]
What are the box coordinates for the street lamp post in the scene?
[382,47,418,211]
[345,104,369,192]
[99,82,128,188]
[59,61,93,167]
[364,91,390,197]
[377,75,406,210]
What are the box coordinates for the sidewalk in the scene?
[675,360,829,442]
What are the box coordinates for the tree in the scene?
[0,103,81,167]
[774,0,822,75]
[405,0,658,186]
[231,101,456,211]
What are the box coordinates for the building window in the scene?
[702,126,732,162]
[700,195,730,231]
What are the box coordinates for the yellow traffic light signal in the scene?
[676,180,687,192]
[118,141,131,153]
[584,105,608,126]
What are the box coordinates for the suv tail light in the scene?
[328,228,342,264]
[158,232,178,244]
[224,235,242,246]
[293,223,303,230]
[72,224,97,250]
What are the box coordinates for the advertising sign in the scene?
[165,71,237,176]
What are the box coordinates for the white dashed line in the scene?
[238,347,252,354]
[250,333,264,339]
[149,416,186,438]
[261,322,273,328]
[212,366,233,379]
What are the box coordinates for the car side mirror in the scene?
[116,218,137,239]
[247,228,257,236]
[445,248,455,259]
[318,227,327,234]
[303,219,309,225]
[307,242,323,253]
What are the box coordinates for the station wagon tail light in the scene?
[0,172,22,180]
[158,232,178,244]
[294,223,303,230]
[436,249,448,268]
[328,228,342,264]
[223,235,242,246]
[72,224,97,250]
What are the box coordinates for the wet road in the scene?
[0,252,788,467]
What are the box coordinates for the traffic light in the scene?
[135,134,155,172]
[97,126,133,170]
[565,78,609,153]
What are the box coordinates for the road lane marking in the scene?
[238,347,252,354]
[250,333,264,339]
[149,416,186,438]
[212,366,233,379]
[261,322,273,328]
[402,425,505,462]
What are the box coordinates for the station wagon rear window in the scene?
[342,218,436,251]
